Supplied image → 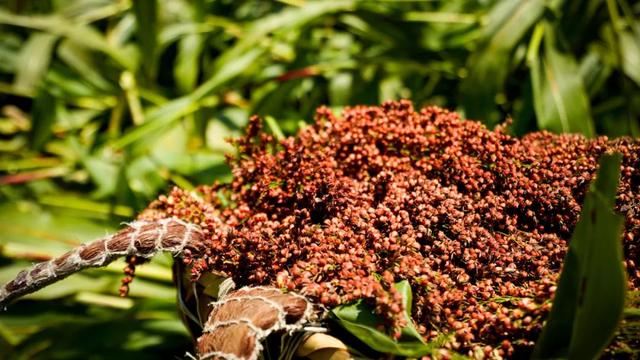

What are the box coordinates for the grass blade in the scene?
[13,33,57,93]
[529,22,595,137]
[0,9,135,70]
[533,153,626,358]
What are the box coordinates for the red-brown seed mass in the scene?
[140,100,640,356]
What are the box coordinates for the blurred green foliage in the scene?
[0,0,638,358]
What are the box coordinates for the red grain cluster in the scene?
[141,100,640,356]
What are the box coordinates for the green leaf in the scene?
[529,22,595,137]
[0,201,116,257]
[459,0,546,125]
[57,39,114,93]
[126,156,166,199]
[30,90,57,150]
[618,30,640,86]
[332,301,433,357]
[336,320,434,357]
[605,0,640,87]
[332,281,433,357]
[13,32,58,93]
[132,0,158,79]
[328,72,352,107]
[533,153,626,359]
[83,156,120,198]
[174,33,204,94]
[265,116,285,141]
[394,280,425,343]
[0,9,135,70]
[579,50,612,97]
[113,2,355,149]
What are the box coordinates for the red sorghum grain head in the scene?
[140,100,640,354]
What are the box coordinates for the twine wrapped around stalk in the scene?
[0,218,315,359]
[0,218,205,306]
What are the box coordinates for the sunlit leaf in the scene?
[113,2,355,149]
[619,30,640,86]
[175,34,204,94]
[126,155,166,199]
[529,22,595,137]
[13,32,57,93]
[83,156,119,198]
[394,280,425,342]
[533,153,626,359]
[332,281,434,357]
[0,9,135,70]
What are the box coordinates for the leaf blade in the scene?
[533,153,626,359]
[529,23,595,137]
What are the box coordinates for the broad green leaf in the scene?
[0,201,115,254]
[61,0,130,23]
[13,32,58,93]
[480,0,542,44]
[74,292,134,309]
[619,30,640,86]
[533,153,626,359]
[605,0,640,87]
[335,319,433,357]
[579,50,612,97]
[0,202,121,304]
[158,23,220,51]
[114,41,260,149]
[55,107,102,132]
[380,76,404,102]
[146,122,227,176]
[459,0,545,125]
[332,281,432,356]
[1,307,189,359]
[394,280,425,343]
[0,201,176,300]
[529,22,595,137]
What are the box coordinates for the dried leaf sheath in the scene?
[0,217,206,307]
[197,287,314,360]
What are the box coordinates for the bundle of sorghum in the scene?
[139,100,639,356]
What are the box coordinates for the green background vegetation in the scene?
[0,0,638,358]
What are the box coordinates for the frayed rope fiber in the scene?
[0,218,206,307]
